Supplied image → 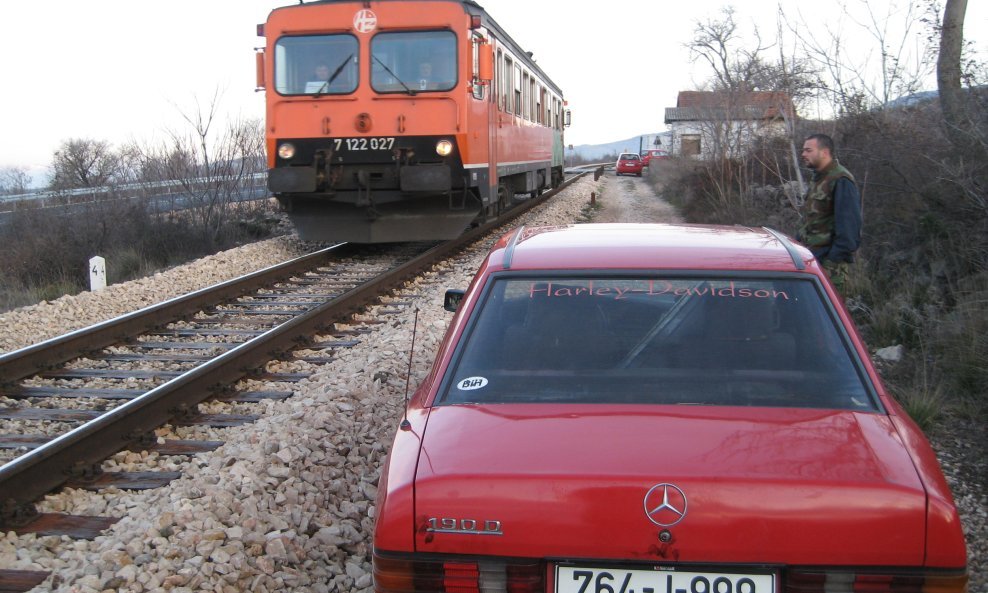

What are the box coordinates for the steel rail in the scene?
[0,171,588,521]
[0,243,354,384]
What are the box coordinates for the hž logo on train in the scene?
[354,9,377,34]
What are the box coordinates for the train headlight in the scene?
[277,142,296,160]
[436,140,453,157]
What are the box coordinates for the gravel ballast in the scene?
[1,175,984,592]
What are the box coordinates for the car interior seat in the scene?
[501,297,618,370]
[674,296,796,371]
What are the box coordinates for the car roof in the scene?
[487,223,814,273]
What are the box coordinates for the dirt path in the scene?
[592,171,682,223]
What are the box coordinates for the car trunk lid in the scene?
[412,404,927,566]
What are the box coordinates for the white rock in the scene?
[875,344,904,362]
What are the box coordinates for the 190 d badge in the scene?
[643,483,688,527]
[426,517,503,535]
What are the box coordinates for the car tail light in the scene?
[784,568,968,592]
[374,552,543,593]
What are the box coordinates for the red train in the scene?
[256,0,569,242]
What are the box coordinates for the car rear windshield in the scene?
[440,276,876,410]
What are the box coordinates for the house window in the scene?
[681,134,701,157]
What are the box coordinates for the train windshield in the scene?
[371,30,457,93]
[274,34,359,96]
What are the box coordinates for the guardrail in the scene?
[0,172,269,207]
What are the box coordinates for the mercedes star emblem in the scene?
[643,483,688,527]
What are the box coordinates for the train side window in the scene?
[503,56,513,114]
[521,72,532,121]
[530,80,537,124]
[536,86,542,125]
[533,80,538,122]
[274,34,359,96]
[514,65,522,116]
[497,50,504,111]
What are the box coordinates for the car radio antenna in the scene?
[400,307,420,430]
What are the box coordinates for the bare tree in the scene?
[935,0,986,159]
[0,166,32,195]
[683,8,814,214]
[689,7,769,93]
[788,0,936,114]
[48,138,123,191]
[130,90,267,244]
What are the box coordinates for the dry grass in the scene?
[0,198,284,313]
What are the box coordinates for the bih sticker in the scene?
[457,377,488,390]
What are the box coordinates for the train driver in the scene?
[303,64,331,93]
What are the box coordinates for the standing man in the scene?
[797,133,862,291]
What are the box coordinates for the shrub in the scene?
[0,196,283,313]
[657,102,988,425]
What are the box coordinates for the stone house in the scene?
[663,91,796,159]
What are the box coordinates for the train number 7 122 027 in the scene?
[334,137,396,151]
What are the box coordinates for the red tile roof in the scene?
[666,91,796,122]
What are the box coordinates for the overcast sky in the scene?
[1,0,984,179]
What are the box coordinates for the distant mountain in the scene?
[569,132,671,161]
[887,90,938,108]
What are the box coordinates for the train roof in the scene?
[267,0,564,97]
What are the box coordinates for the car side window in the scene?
[441,276,875,410]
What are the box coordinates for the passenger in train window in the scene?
[305,64,332,93]
[418,61,435,90]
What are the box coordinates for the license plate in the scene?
[556,565,775,593]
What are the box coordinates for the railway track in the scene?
[0,173,590,592]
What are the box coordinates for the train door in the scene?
[489,44,501,215]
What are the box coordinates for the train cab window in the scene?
[371,30,457,93]
[274,34,358,96]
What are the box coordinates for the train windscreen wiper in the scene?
[372,55,416,96]
[313,53,354,96]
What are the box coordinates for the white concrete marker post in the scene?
[89,256,107,292]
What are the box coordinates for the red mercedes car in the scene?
[373,224,968,593]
